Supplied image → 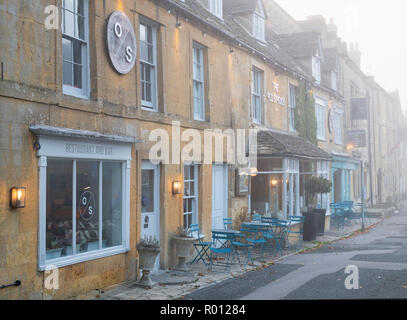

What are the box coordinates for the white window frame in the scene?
[315,97,327,141]
[312,56,321,85]
[332,71,338,91]
[140,18,158,111]
[251,67,263,124]
[36,136,131,271]
[193,42,205,121]
[209,0,223,19]
[183,164,199,229]
[253,13,265,42]
[62,0,90,99]
[334,107,343,145]
[289,85,296,132]
[317,160,330,211]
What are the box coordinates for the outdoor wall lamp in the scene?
[172,181,182,195]
[10,187,26,209]
[175,15,182,29]
[271,179,278,187]
[250,168,258,177]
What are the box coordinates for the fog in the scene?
[276,0,407,112]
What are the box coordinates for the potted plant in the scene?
[304,176,332,237]
[305,176,332,209]
[135,235,160,289]
[172,226,196,272]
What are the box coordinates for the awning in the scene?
[257,130,331,161]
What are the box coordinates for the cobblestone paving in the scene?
[75,218,382,300]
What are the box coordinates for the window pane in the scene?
[73,41,82,64]
[76,161,99,253]
[64,10,75,37]
[64,0,75,12]
[46,160,73,259]
[62,38,72,62]
[141,170,154,213]
[74,64,83,89]
[184,181,190,196]
[102,163,123,248]
[76,15,85,40]
[77,0,84,16]
[63,61,73,86]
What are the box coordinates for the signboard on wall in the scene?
[346,130,366,148]
[107,11,137,74]
[351,98,368,120]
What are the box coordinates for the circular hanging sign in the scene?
[328,108,335,134]
[107,11,137,75]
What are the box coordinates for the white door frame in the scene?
[212,164,229,229]
[141,160,160,270]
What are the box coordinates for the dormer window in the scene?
[312,56,321,85]
[209,0,223,19]
[253,13,265,42]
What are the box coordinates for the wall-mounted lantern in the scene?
[10,187,26,209]
[250,167,258,177]
[172,181,182,195]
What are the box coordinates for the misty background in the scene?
[276,0,407,113]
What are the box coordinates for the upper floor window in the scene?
[289,85,296,132]
[251,67,263,124]
[315,98,327,140]
[62,0,89,98]
[253,14,265,42]
[334,108,343,145]
[193,42,206,121]
[209,0,223,19]
[312,56,321,85]
[140,19,157,110]
[332,71,338,91]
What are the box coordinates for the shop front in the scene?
[331,153,360,204]
[251,131,331,219]
[30,125,138,270]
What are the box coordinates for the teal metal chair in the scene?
[240,225,267,259]
[231,233,254,267]
[252,213,262,222]
[189,224,211,266]
[330,203,345,229]
[209,232,234,272]
[261,217,283,255]
[223,218,233,230]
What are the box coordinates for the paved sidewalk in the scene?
[75,217,383,300]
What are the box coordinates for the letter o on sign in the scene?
[107,11,137,74]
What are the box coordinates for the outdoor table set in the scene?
[189,216,305,272]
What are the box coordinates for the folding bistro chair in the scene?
[231,233,254,267]
[189,224,211,266]
[260,217,283,256]
[223,218,233,230]
[240,225,267,260]
[209,232,233,272]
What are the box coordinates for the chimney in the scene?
[349,42,361,68]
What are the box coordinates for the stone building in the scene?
[0,0,331,299]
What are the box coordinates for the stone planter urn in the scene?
[135,245,160,289]
[173,236,196,272]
